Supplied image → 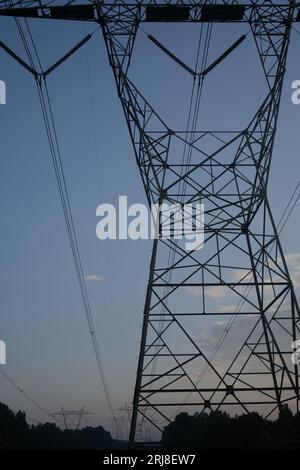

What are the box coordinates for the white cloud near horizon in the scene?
[285,252,300,288]
[83,274,105,283]
[184,285,230,300]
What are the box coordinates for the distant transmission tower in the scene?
[52,407,93,430]
[2,0,300,449]
[116,403,154,442]
[116,403,132,440]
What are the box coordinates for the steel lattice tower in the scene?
[98,1,300,447]
[52,407,93,430]
[1,0,300,448]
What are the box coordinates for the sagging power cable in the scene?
[146,24,213,433]
[0,367,58,423]
[0,29,117,429]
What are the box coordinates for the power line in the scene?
[2,17,117,428]
[138,22,213,435]
[83,26,124,395]
[39,62,117,430]
[0,367,57,423]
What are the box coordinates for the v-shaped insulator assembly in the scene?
[148,33,246,78]
[0,33,92,78]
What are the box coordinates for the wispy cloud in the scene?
[83,274,105,283]
[184,285,231,300]
[286,252,300,288]
[230,269,252,282]
[219,305,237,313]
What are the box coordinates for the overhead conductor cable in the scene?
[0,30,117,428]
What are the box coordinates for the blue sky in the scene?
[0,12,299,435]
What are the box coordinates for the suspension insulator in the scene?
[148,34,196,77]
[0,40,37,76]
[201,35,246,77]
[44,34,92,77]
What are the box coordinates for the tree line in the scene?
[162,406,300,449]
[2,400,300,449]
[0,402,125,449]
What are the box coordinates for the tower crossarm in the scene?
[0,2,299,24]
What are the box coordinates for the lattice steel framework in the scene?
[52,407,93,429]
[2,0,300,448]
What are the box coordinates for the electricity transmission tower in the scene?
[116,403,155,442]
[52,407,93,430]
[116,403,132,441]
[1,0,300,448]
